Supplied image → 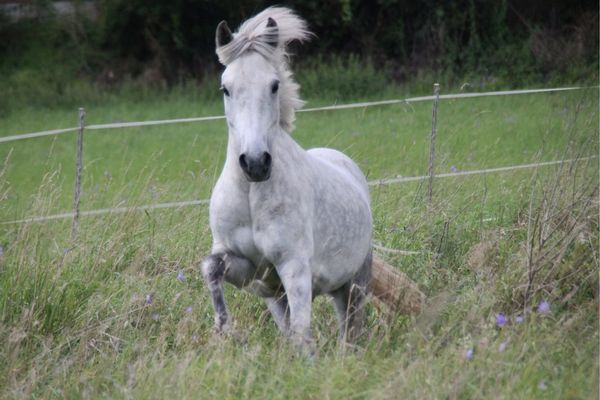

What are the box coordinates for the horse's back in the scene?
[307,147,370,204]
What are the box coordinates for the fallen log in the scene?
[369,254,425,315]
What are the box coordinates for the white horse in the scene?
[201,7,372,352]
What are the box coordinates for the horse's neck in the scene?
[272,130,305,163]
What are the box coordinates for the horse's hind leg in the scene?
[265,293,289,334]
[331,250,372,344]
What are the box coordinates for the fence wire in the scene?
[4,155,595,225]
[1,86,594,144]
[1,85,597,225]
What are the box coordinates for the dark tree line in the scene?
[1,0,598,84]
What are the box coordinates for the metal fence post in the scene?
[71,107,85,240]
[428,83,440,206]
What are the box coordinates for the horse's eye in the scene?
[271,80,280,94]
[220,86,230,97]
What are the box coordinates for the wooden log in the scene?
[369,254,425,315]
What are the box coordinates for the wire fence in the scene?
[3,155,595,225]
[0,86,590,144]
[1,85,597,228]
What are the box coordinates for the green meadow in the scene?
[0,87,595,217]
[0,80,598,398]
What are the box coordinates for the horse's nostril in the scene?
[263,152,272,168]
[239,154,248,171]
[239,152,271,181]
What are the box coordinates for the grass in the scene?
[0,86,595,218]
[0,77,598,398]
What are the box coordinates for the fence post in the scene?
[427,83,440,206]
[71,107,85,241]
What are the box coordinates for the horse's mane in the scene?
[216,7,311,132]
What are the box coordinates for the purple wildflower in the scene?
[177,271,186,283]
[495,313,507,327]
[192,335,199,342]
[515,314,524,323]
[538,379,548,391]
[538,300,551,314]
[450,165,458,173]
[145,293,153,305]
[498,341,508,353]
[464,348,474,360]
[185,306,193,314]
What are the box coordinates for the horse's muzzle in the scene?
[239,152,272,182]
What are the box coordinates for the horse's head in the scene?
[215,8,310,182]
[217,19,279,182]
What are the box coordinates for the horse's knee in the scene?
[201,253,226,287]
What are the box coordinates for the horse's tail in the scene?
[369,254,425,315]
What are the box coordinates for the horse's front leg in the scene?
[201,253,228,331]
[200,252,255,332]
[275,258,313,352]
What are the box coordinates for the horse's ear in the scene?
[216,20,233,48]
[265,17,278,48]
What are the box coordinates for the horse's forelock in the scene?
[216,7,311,132]
[216,7,310,64]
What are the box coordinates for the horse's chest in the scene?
[211,203,259,261]
[226,224,256,257]
[212,205,253,253]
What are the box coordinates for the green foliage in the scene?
[0,0,597,97]
[296,55,390,101]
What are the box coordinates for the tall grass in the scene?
[0,151,596,398]
[0,75,597,398]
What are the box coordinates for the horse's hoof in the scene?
[213,321,231,335]
[213,322,248,345]
[291,334,317,359]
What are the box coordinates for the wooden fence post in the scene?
[427,83,440,206]
[71,107,85,241]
